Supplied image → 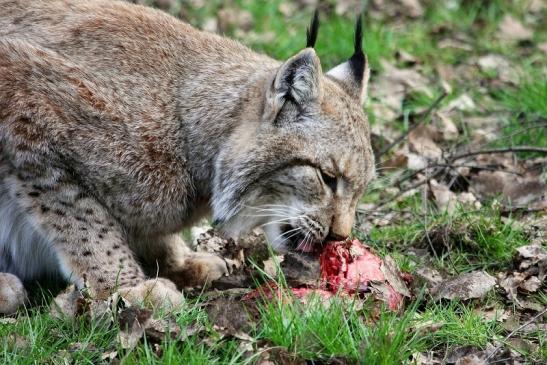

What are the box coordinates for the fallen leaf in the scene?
[144,317,182,344]
[415,266,444,290]
[517,244,547,269]
[434,271,496,300]
[206,297,257,336]
[217,8,253,33]
[434,111,459,141]
[371,60,432,118]
[498,15,533,42]
[412,352,442,365]
[409,124,443,160]
[281,252,320,287]
[50,285,88,319]
[446,94,476,112]
[429,179,457,213]
[255,346,307,365]
[6,333,29,351]
[454,354,485,365]
[470,170,547,210]
[477,54,519,84]
[117,307,153,350]
[381,256,412,297]
[398,0,423,18]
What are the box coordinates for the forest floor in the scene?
[1,0,546,364]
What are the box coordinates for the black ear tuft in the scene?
[306,10,320,48]
[348,13,365,80]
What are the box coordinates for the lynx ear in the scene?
[264,48,323,121]
[326,14,370,105]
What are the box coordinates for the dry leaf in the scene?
[446,94,476,112]
[477,55,519,84]
[50,285,88,319]
[415,266,444,290]
[412,352,442,365]
[371,60,432,118]
[117,307,153,350]
[498,15,533,42]
[398,0,423,18]
[470,170,547,210]
[434,271,496,300]
[434,111,459,141]
[455,354,486,365]
[217,8,253,33]
[409,124,443,160]
[429,179,457,213]
[381,256,411,297]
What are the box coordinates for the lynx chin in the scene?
[0,0,375,312]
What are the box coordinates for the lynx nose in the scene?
[328,213,353,240]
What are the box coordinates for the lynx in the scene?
[0,0,375,313]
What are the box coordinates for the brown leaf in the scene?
[206,297,257,336]
[217,8,253,33]
[50,285,89,319]
[446,94,476,112]
[434,111,459,141]
[381,256,411,297]
[409,124,443,160]
[255,346,307,365]
[434,271,496,300]
[117,307,153,350]
[371,61,432,118]
[415,266,444,290]
[144,317,182,344]
[477,55,519,84]
[281,252,320,287]
[470,171,547,210]
[429,179,457,213]
[498,15,533,42]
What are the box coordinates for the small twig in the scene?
[369,166,446,211]
[485,307,547,363]
[378,91,448,158]
[450,146,547,161]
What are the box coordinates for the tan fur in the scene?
[0,0,374,311]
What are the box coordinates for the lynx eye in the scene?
[320,170,337,192]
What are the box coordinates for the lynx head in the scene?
[212,13,375,252]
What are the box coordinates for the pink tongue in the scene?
[296,239,313,253]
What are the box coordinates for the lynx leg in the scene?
[142,234,230,289]
[3,175,182,308]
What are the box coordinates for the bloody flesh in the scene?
[244,238,406,310]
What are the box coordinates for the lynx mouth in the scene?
[281,224,317,253]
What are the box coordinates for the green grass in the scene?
[417,301,503,349]
[496,75,547,116]
[365,204,529,274]
[2,0,546,363]
[258,294,421,363]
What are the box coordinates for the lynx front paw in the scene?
[167,253,230,289]
[118,278,183,310]
[0,273,27,315]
